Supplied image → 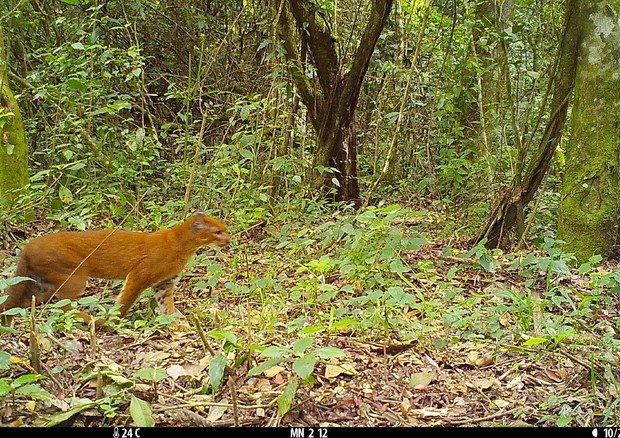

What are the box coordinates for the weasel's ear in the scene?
[195,209,206,215]
[191,213,219,232]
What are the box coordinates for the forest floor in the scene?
[1,213,619,428]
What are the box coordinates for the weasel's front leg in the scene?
[153,276,190,330]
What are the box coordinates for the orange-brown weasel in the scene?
[0,211,230,326]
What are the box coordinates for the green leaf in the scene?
[66,78,87,92]
[292,353,316,380]
[134,367,168,382]
[46,400,97,427]
[260,346,290,358]
[550,260,571,276]
[248,357,287,377]
[390,260,411,274]
[130,395,155,427]
[14,374,47,386]
[0,379,13,395]
[331,318,360,329]
[277,379,299,416]
[107,101,132,111]
[59,185,73,203]
[292,336,314,356]
[209,354,227,393]
[523,337,549,346]
[71,42,85,50]
[208,330,238,345]
[0,276,33,288]
[15,383,54,400]
[479,253,499,273]
[556,416,572,427]
[0,351,11,370]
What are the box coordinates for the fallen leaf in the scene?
[142,351,171,365]
[474,355,494,368]
[545,370,564,383]
[409,372,435,389]
[409,407,448,417]
[470,376,497,390]
[264,365,285,378]
[325,363,356,379]
[274,373,285,385]
[134,383,152,393]
[167,364,189,379]
[491,398,510,409]
[400,398,412,417]
[207,398,228,422]
[466,350,479,365]
[255,378,272,392]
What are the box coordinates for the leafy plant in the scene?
[248,336,345,415]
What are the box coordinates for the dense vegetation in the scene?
[1,0,619,428]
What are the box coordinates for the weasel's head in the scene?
[191,211,230,248]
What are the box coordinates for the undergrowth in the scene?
[2,203,620,426]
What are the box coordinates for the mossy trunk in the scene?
[0,24,29,212]
[558,1,620,261]
[475,0,580,249]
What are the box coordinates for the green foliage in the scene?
[1,0,618,428]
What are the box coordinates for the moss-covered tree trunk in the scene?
[0,23,29,212]
[475,0,580,249]
[558,1,620,261]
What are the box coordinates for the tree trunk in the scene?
[558,0,620,261]
[0,23,29,212]
[468,0,515,158]
[475,0,580,248]
[273,0,393,205]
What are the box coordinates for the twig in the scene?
[193,316,234,375]
[228,376,240,427]
[450,407,523,425]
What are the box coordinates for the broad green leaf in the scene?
[209,354,227,393]
[479,253,499,273]
[59,185,73,203]
[331,318,360,329]
[292,353,316,380]
[14,374,47,386]
[550,260,571,276]
[0,351,11,370]
[314,347,346,359]
[66,78,86,92]
[208,330,238,345]
[557,416,572,427]
[15,383,54,400]
[130,395,155,427]
[277,379,299,416]
[523,337,549,346]
[0,379,13,395]
[46,400,97,427]
[248,357,287,377]
[0,276,33,288]
[134,367,168,382]
[260,346,290,358]
[390,260,411,274]
[292,336,314,356]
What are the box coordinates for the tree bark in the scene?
[273,0,393,205]
[0,22,29,212]
[558,0,620,261]
[475,0,580,248]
